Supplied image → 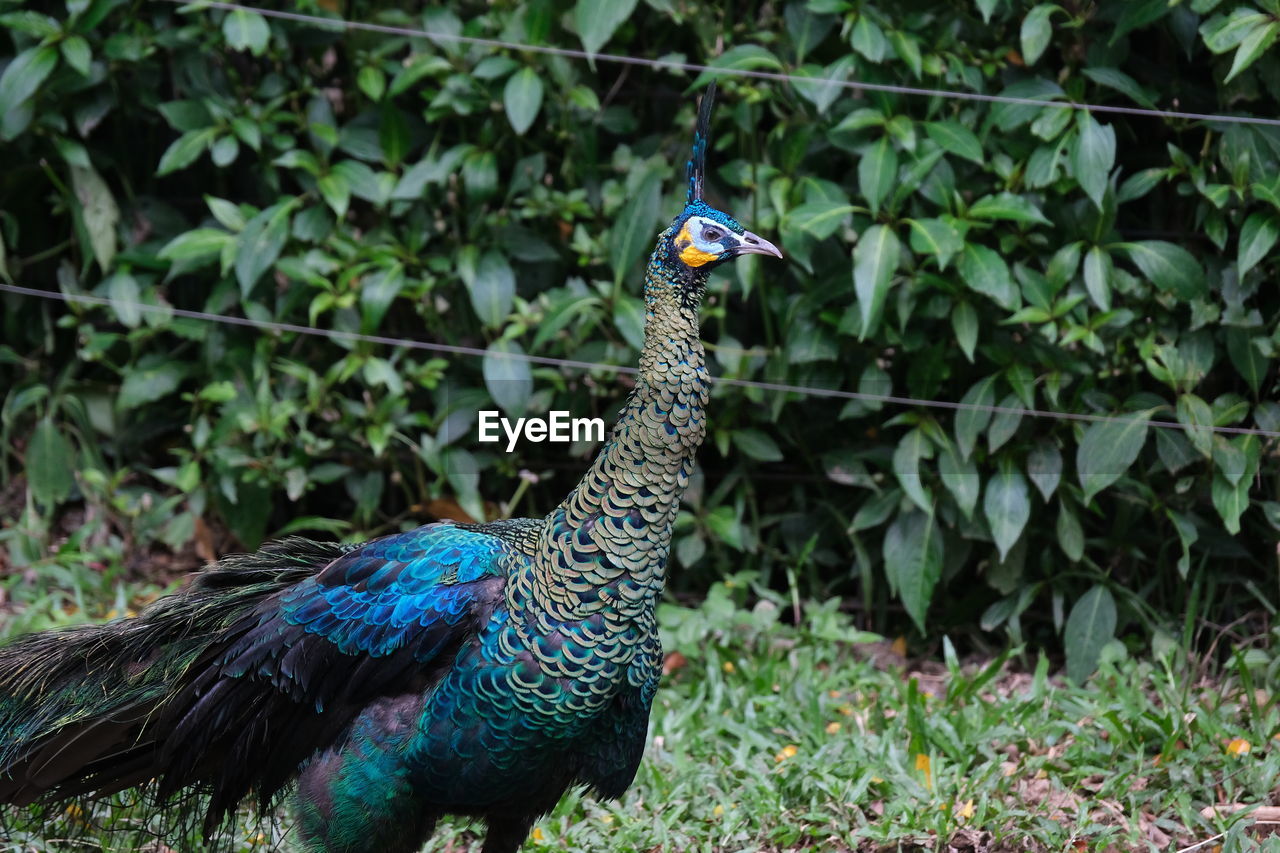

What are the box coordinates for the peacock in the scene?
[0,82,780,853]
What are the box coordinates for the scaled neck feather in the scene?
[521,228,710,623]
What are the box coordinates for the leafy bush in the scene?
[3,0,1280,672]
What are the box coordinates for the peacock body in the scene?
[0,84,780,853]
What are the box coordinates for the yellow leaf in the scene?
[722,661,735,673]
[531,828,546,842]
[956,799,975,821]
[775,744,798,762]
[1227,738,1251,755]
[892,635,908,657]
[825,721,842,735]
[915,752,933,788]
[712,804,724,817]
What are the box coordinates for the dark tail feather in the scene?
[0,538,344,824]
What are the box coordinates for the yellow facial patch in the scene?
[675,223,720,267]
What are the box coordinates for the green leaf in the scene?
[0,11,59,37]
[956,375,998,460]
[1083,246,1112,310]
[1056,502,1084,561]
[104,271,141,327]
[573,0,638,54]
[360,263,405,332]
[158,228,232,264]
[851,489,900,532]
[334,160,389,205]
[850,14,888,61]
[968,192,1052,226]
[357,66,386,101]
[888,30,922,77]
[1121,241,1206,299]
[1071,112,1115,210]
[483,340,533,416]
[982,395,1020,455]
[1176,393,1215,458]
[612,294,645,350]
[158,100,213,133]
[1027,441,1063,499]
[939,443,979,520]
[119,356,191,408]
[210,134,239,167]
[28,419,75,507]
[858,136,897,216]
[1226,328,1268,396]
[705,505,748,552]
[1081,67,1157,109]
[1201,9,1269,53]
[924,120,984,165]
[959,243,1019,309]
[700,44,785,76]
[1076,411,1152,502]
[206,196,246,230]
[1020,4,1062,65]
[60,36,92,76]
[1212,471,1251,534]
[734,429,784,462]
[608,172,662,284]
[157,127,217,176]
[0,46,58,139]
[223,8,270,55]
[906,217,963,268]
[1167,509,1199,578]
[951,301,978,362]
[1238,211,1280,276]
[70,163,119,274]
[504,67,544,136]
[786,201,855,240]
[882,509,943,632]
[1225,19,1280,83]
[462,150,498,200]
[318,171,351,218]
[893,429,933,513]
[378,105,410,169]
[468,250,516,328]
[852,224,901,339]
[1065,585,1116,682]
[984,460,1030,560]
[234,200,294,296]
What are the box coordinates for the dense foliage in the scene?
[3,0,1280,673]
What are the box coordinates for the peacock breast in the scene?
[407,608,658,806]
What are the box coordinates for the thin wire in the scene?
[159,0,1280,128]
[4,283,1276,439]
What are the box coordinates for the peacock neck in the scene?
[520,240,710,624]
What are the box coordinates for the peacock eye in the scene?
[702,227,722,242]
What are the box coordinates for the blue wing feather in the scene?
[278,523,512,659]
[211,523,515,704]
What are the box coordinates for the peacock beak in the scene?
[732,231,783,259]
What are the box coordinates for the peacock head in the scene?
[664,82,781,281]
[669,201,781,272]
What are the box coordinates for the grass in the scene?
[2,564,1280,852]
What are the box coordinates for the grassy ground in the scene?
[2,559,1279,852]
